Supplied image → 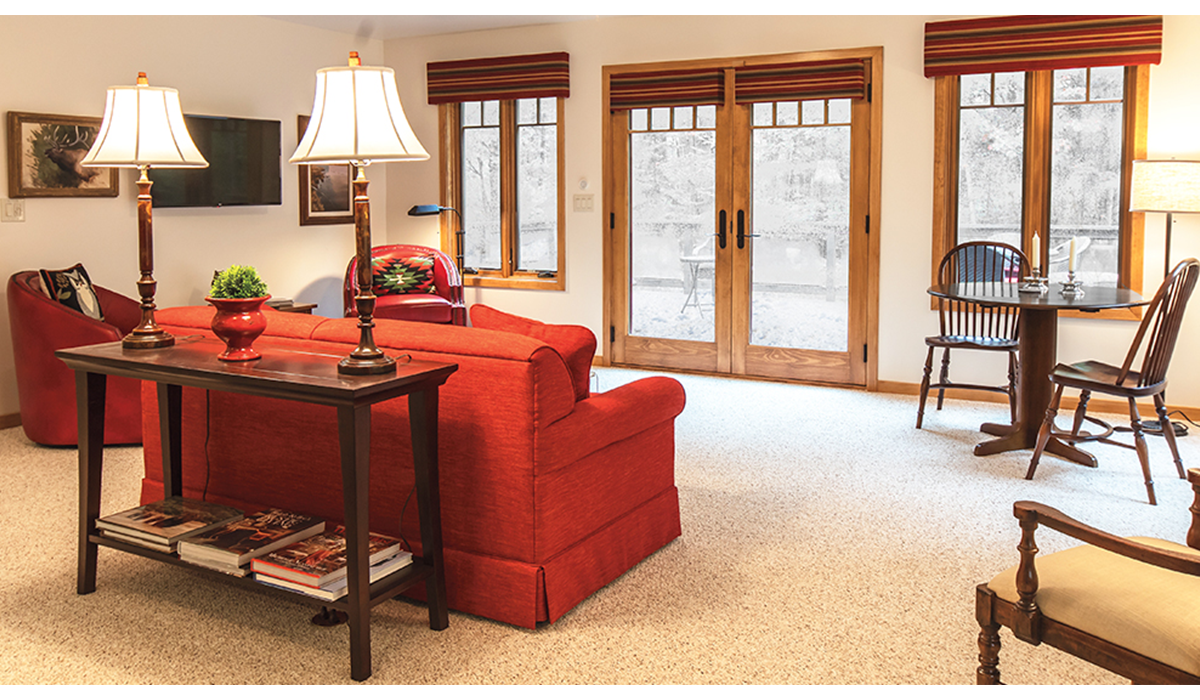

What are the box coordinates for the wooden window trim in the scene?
[931,66,1147,320]
[437,98,567,291]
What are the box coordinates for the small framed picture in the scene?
[297,114,353,226]
[6,111,119,198]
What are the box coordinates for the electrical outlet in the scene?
[572,193,594,213]
[2,199,25,222]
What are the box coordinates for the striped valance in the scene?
[924,15,1162,78]
[609,67,725,110]
[426,51,569,104]
[734,59,866,104]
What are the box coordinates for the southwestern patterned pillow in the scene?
[371,253,436,296]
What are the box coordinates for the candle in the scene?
[1069,237,1076,273]
[1032,232,1041,271]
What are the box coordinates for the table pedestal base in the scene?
[975,421,1098,467]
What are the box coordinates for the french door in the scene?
[605,49,880,386]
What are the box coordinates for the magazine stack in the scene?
[177,508,324,576]
[96,497,243,553]
[251,525,413,601]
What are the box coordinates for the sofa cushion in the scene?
[469,304,596,401]
[40,263,103,321]
[372,252,435,296]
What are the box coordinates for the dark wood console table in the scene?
[57,337,458,681]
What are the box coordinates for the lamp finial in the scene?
[137,72,148,86]
[349,51,361,67]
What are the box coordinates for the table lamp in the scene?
[407,204,465,275]
[291,52,429,375]
[81,72,208,349]
[1130,159,1200,279]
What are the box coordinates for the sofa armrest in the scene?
[535,376,686,474]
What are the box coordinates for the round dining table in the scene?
[927,281,1144,465]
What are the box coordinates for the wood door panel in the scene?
[621,336,719,372]
[743,346,851,383]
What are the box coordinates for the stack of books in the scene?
[177,508,325,576]
[96,497,243,553]
[251,525,413,601]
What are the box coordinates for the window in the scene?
[427,52,569,290]
[925,14,1161,319]
[933,66,1147,315]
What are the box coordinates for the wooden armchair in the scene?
[976,471,1200,684]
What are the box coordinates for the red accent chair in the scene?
[6,270,143,446]
[343,244,466,325]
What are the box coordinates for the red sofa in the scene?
[137,304,685,628]
[7,270,143,446]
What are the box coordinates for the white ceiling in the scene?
[264,15,595,41]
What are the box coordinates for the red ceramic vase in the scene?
[206,295,270,361]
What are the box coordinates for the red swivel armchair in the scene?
[343,244,466,326]
[7,270,143,446]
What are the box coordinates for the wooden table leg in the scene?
[76,371,106,595]
[338,403,372,682]
[410,388,449,631]
[972,307,1097,466]
[157,383,183,497]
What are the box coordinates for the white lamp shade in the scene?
[82,80,208,169]
[290,63,428,165]
[1130,160,1200,214]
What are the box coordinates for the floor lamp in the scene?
[1129,159,1200,435]
[408,204,465,275]
[291,52,429,375]
[81,72,208,349]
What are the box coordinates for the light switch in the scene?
[572,194,594,213]
[1,199,25,222]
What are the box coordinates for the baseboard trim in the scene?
[0,413,21,430]
[876,380,1198,419]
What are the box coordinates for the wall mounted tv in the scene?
[151,114,282,208]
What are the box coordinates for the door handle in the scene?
[736,209,759,249]
[717,210,728,249]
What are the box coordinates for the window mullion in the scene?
[1023,70,1053,269]
[500,100,517,277]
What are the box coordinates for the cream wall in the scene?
[0,15,385,417]
[3,15,1200,421]
[385,14,1200,409]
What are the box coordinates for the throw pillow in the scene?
[371,253,435,296]
[39,263,104,321]
[469,304,597,402]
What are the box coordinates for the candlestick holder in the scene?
[1059,270,1084,299]
[1019,268,1049,295]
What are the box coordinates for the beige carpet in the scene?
[2,367,1197,685]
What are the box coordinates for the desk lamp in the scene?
[407,204,465,274]
[81,73,208,349]
[291,52,429,375]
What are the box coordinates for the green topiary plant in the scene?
[209,265,269,299]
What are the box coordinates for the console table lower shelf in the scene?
[91,532,436,615]
[57,337,458,682]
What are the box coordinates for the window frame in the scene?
[437,98,567,290]
[931,65,1147,320]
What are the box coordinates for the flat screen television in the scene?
[151,114,282,208]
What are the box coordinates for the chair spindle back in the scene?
[937,241,1030,342]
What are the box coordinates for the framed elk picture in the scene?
[6,111,119,198]
[297,114,353,225]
